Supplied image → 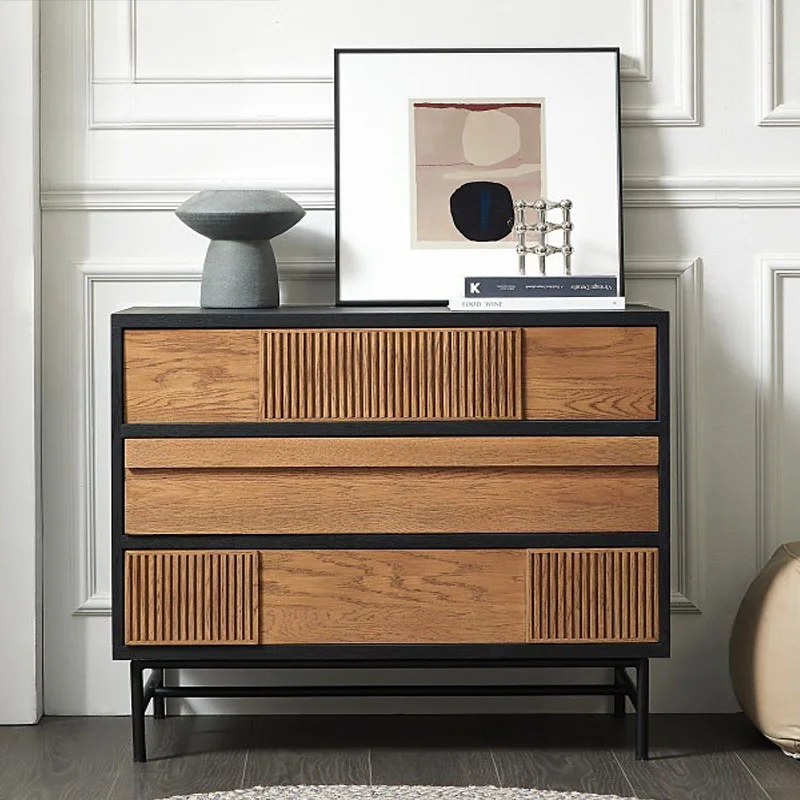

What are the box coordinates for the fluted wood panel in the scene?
[529,548,659,643]
[124,551,259,645]
[262,328,523,420]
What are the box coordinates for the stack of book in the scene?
[448,276,624,311]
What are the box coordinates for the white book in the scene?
[448,296,626,311]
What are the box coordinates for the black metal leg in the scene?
[153,669,166,720]
[613,667,626,717]
[130,661,147,762]
[635,658,649,760]
[126,658,650,761]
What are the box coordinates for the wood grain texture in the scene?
[124,329,261,422]
[112,716,253,798]
[0,717,129,800]
[245,717,371,786]
[529,548,659,643]
[125,466,659,535]
[125,551,259,645]
[524,326,657,419]
[262,328,523,420]
[614,718,770,800]
[3,715,780,799]
[484,713,633,795]
[491,744,633,795]
[259,550,528,643]
[737,747,800,790]
[370,747,499,787]
[125,436,660,469]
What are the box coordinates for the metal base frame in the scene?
[129,658,650,763]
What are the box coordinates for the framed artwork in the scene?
[335,48,623,305]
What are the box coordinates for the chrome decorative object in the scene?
[514,199,574,276]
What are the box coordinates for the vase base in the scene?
[200,240,280,309]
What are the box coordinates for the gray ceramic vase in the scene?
[175,189,306,308]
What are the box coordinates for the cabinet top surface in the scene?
[112,304,668,329]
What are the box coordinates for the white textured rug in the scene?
[159,786,650,800]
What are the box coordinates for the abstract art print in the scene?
[411,100,544,247]
[335,49,622,304]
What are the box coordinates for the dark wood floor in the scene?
[0,713,798,800]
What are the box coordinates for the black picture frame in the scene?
[334,48,624,307]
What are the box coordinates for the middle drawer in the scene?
[125,436,659,535]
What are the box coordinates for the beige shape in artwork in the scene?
[462,109,521,166]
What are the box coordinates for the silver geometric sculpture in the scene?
[514,198,574,276]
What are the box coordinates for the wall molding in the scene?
[623,0,697,126]
[42,185,337,211]
[623,176,800,207]
[72,258,334,616]
[627,258,703,613]
[756,258,800,569]
[87,0,688,130]
[124,0,651,85]
[621,0,653,82]
[116,0,332,85]
[757,0,800,126]
[42,175,800,212]
[87,0,331,130]
[72,262,201,615]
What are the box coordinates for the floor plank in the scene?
[368,715,497,786]
[107,716,251,800]
[492,747,634,796]
[617,752,766,800]
[613,716,769,800]
[480,714,631,749]
[640,713,767,754]
[0,713,796,800]
[245,717,370,786]
[0,717,128,800]
[363,715,490,749]
[483,715,633,797]
[0,726,19,760]
[492,745,634,796]
[369,748,498,787]
[737,745,800,790]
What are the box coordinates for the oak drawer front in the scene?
[524,327,657,420]
[124,550,259,645]
[124,330,261,423]
[529,548,659,643]
[260,549,528,644]
[263,328,523,421]
[122,325,657,423]
[122,547,659,646]
[262,326,656,422]
[124,437,660,535]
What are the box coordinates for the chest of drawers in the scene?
[111,305,669,760]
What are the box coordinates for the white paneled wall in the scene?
[41,0,800,714]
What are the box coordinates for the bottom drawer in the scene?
[123,548,659,646]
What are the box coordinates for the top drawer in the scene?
[123,326,657,423]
